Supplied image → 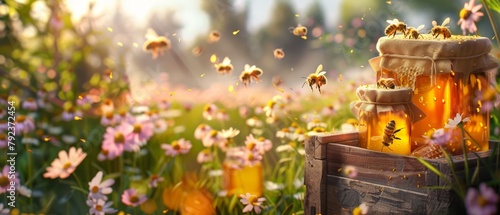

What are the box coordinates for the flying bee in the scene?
[385,19,407,38]
[208,30,221,43]
[302,64,327,94]
[371,120,404,152]
[406,25,425,39]
[240,64,263,87]
[273,48,285,60]
[142,28,171,59]
[290,24,308,37]
[431,17,451,39]
[377,78,396,89]
[214,57,233,75]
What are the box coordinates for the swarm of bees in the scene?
[384,17,452,40]
[302,64,327,94]
[371,120,404,152]
[143,28,171,59]
[385,19,407,38]
[290,24,308,39]
[240,64,263,87]
[273,48,285,60]
[406,25,425,39]
[430,17,451,39]
[214,57,233,75]
[377,78,396,89]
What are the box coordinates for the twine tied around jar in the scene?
[350,85,426,123]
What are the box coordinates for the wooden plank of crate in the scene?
[326,175,427,215]
[326,143,430,194]
[314,132,359,159]
[305,136,326,215]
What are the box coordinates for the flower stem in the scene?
[460,125,470,187]
[481,0,500,47]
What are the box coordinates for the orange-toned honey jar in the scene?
[369,35,498,155]
[352,85,424,155]
[222,148,263,196]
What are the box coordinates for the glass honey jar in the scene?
[369,35,498,155]
[222,148,263,196]
[352,85,424,155]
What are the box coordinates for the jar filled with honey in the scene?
[351,85,425,155]
[369,35,498,155]
[222,147,263,196]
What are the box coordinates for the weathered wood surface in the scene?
[304,136,326,215]
[304,131,497,215]
[326,175,428,215]
[326,143,436,194]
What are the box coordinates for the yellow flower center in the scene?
[114,133,125,143]
[352,206,362,215]
[460,9,472,20]
[247,142,256,150]
[267,100,275,108]
[281,128,290,133]
[477,195,488,207]
[67,106,75,113]
[172,141,181,151]
[133,124,142,133]
[130,195,139,203]
[295,128,305,134]
[248,153,254,161]
[101,149,109,155]
[209,130,218,137]
[0,176,9,187]
[313,127,326,133]
[62,162,72,170]
[248,195,258,205]
[95,204,103,211]
[0,133,5,140]
[27,97,35,102]
[16,115,26,123]
[105,112,114,120]
[91,186,99,193]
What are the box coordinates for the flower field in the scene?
[1,0,500,215]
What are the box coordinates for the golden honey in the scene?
[370,36,498,155]
[359,110,411,155]
[222,159,263,197]
[353,86,419,155]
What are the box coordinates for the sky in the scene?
[65,0,342,46]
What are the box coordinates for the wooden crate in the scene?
[304,131,494,215]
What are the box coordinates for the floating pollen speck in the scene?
[107,27,113,32]
[170,92,175,97]
[109,72,113,79]
[200,73,205,78]
[210,54,217,63]
[232,30,240,35]
[228,85,234,92]
[339,74,343,82]
[44,137,50,141]
[80,139,86,143]
[133,42,138,48]
[301,36,307,40]
[295,14,299,17]
[78,95,83,100]
[117,42,123,46]
[386,0,392,4]
[74,116,82,120]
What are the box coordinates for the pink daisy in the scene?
[121,188,147,207]
[457,0,484,35]
[0,165,19,194]
[161,138,192,156]
[43,147,87,179]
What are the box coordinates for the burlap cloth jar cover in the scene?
[368,36,498,154]
[351,85,425,155]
